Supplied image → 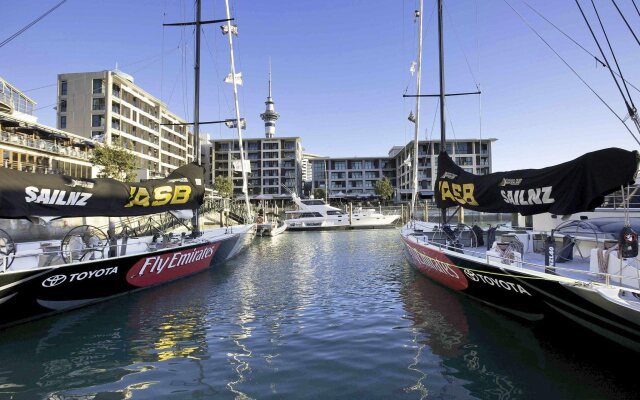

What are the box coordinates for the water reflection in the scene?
[0,271,217,399]
[401,271,640,400]
[0,230,638,399]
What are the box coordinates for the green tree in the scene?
[90,142,137,182]
[214,175,233,198]
[313,188,326,200]
[374,177,394,204]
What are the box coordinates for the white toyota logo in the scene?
[42,275,67,287]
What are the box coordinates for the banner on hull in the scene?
[0,163,205,218]
[435,147,638,216]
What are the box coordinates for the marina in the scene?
[2,0,640,398]
[0,230,638,399]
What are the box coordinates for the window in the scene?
[327,210,344,215]
[60,116,66,129]
[60,80,67,96]
[91,114,103,128]
[92,79,103,94]
[59,100,67,112]
[92,98,105,111]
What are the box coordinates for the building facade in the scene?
[57,70,194,177]
[311,156,396,198]
[206,137,303,197]
[1,76,96,179]
[393,139,494,201]
[310,138,495,202]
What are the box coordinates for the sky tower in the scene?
[260,61,279,138]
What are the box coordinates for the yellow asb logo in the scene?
[125,185,192,207]
[438,181,479,206]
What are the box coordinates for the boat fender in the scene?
[619,226,638,258]
[256,216,264,224]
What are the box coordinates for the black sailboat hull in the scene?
[0,232,246,330]
[401,235,640,349]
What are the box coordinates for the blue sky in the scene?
[2,0,640,170]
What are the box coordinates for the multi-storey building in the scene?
[393,139,495,201]
[302,152,324,183]
[311,156,396,198]
[1,76,95,178]
[310,138,495,202]
[57,70,194,177]
[207,137,303,197]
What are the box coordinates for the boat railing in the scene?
[414,234,640,290]
[0,232,201,273]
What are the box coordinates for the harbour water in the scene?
[0,230,637,399]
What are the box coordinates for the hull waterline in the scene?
[400,233,640,349]
[0,226,254,330]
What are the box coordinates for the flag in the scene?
[225,72,243,85]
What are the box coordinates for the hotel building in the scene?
[56,70,194,177]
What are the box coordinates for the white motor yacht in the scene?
[285,194,399,230]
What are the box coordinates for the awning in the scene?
[0,118,21,128]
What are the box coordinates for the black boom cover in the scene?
[435,148,638,216]
[0,163,205,218]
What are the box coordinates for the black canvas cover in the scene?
[435,147,638,216]
[0,163,205,218]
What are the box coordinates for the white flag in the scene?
[403,156,411,168]
[221,24,238,36]
[225,72,243,85]
[224,118,246,129]
[410,61,417,76]
[232,159,252,174]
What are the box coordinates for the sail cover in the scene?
[0,163,205,218]
[435,147,638,216]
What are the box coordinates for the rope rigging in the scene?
[0,0,67,49]
[583,0,636,112]
[503,0,640,146]
[610,0,640,48]
[575,0,640,139]
[633,0,640,19]
[521,0,640,94]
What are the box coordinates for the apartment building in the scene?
[310,138,494,202]
[311,157,396,198]
[206,137,303,197]
[1,76,95,178]
[57,70,194,177]
[393,139,495,201]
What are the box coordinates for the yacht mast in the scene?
[438,0,447,226]
[192,0,202,236]
[410,0,424,220]
[223,0,252,220]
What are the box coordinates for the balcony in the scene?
[0,131,92,160]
